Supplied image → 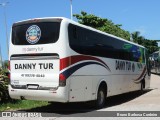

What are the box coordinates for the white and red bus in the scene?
[9,17,151,108]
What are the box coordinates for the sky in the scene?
[0,0,160,60]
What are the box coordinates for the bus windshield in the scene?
[12,22,61,45]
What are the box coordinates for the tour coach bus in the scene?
[9,17,150,108]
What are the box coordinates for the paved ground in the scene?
[2,74,160,120]
[99,73,160,111]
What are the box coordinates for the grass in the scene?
[0,100,49,111]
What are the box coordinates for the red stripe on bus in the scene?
[60,55,111,71]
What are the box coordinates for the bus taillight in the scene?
[59,57,70,87]
[59,73,66,86]
[8,61,10,70]
[8,61,10,80]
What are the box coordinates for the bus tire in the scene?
[95,85,107,109]
[140,79,145,94]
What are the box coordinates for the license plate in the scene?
[27,85,39,89]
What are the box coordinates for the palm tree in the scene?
[131,31,141,43]
[131,31,145,44]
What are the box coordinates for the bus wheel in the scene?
[140,80,145,94]
[96,86,106,109]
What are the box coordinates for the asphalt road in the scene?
[99,73,160,111]
[2,74,160,120]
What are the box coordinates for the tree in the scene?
[73,11,130,40]
[0,67,10,103]
[143,40,159,54]
[131,31,144,44]
[74,11,159,54]
[131,31,158,54]
[3,60,8,69]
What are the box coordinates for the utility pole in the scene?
[0,2,9,56]
[70,0,73,20]
[0,44,3,68]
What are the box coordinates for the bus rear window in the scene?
[12,22,60,45]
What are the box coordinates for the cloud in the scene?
[134,26,147,36]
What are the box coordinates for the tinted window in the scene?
[12,22,60,45]
[68,24,144,62]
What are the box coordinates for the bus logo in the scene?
[26,25,41,44]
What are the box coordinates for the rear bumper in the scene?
[8,85,68,103]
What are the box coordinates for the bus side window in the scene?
[73,26,77,39]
